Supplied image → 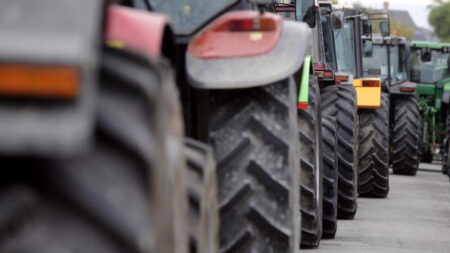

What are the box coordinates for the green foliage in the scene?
[429,1,450,42]
[352,1,414,38]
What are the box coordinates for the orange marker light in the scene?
[0,64,79,98]
[335,75,349,81]
[363,80,380,87]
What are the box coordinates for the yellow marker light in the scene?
[0,64,80,99]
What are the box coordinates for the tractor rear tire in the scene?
[392,95,421,176]
[0,48,189,253]
[209,78,301,252]
[358,93,390,198]
[322,86,359,219]
[321,116,338,239]
[321,85,358,220]
[185,139,219,253]
[298,76,323,248]
[442,112,450,174]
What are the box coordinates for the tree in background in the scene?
[390,20,414,38]
[352,1,415,39]
[429,0,450,42]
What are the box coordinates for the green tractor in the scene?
[409,41,450,172]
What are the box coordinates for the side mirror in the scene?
[331,11,344,30]
[368,69,382,76]
[421,50,432,62]
[363,40,374,57]
[379,21,390,37]
[362,20,372,36]
[296,0,316,28]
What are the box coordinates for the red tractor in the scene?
[0,0,312,252]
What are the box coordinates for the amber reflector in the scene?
[363,80,380,87]
[0,64,79,98]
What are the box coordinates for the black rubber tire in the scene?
[185,139,219,253]
[442,112,450,174]
[298,76,323,248]
[358,92,390,198]
[421,150,433,163]
[321,116,338,239]
[442,141,448,174]
[0,48,189,253]
[392,95,421,176]
[209,78,301,252]
[321,85,358,220]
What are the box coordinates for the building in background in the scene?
[381,2,439,41]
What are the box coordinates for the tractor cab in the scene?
[274,0,340,84]
[410,41,450,88]
[363,35,389,81]
[385,36,411,92]
[361,12,391,89]
[334,8,382,108]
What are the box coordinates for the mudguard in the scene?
[186,20,311,89]
[105,6,171,59]
[390,81,418,95]
[0,0,103,157]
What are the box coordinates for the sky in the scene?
[342,0,435,30]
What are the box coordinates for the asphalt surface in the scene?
[315,163,450,253]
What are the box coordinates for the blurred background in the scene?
[331,0,446,42]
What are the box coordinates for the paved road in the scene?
[316,163,450,253]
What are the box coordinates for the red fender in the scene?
[105,6,170,58]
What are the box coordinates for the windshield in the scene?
[363,44,388,79]
[334,21,356,74]
[390,45,408,84]
[321,14,337,71]
[149,0,238,35]
[410,50,449,83]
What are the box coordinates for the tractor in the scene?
[0,0,190,252]
[409,41,450,174]
[0,0,313,252]
[384,36,421,176]
[358,13,391,197]
[272,0,343,244]
[360,13,421,177]
[331,8,387,202]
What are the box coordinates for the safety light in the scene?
[313,63,326,71]
[0,64,79,98]
[363,80,380,87]
[226,18,276,31]
[324,71,333,78]
[297,102,308,110]
[400,87,415,92]
[335,75,349,81]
